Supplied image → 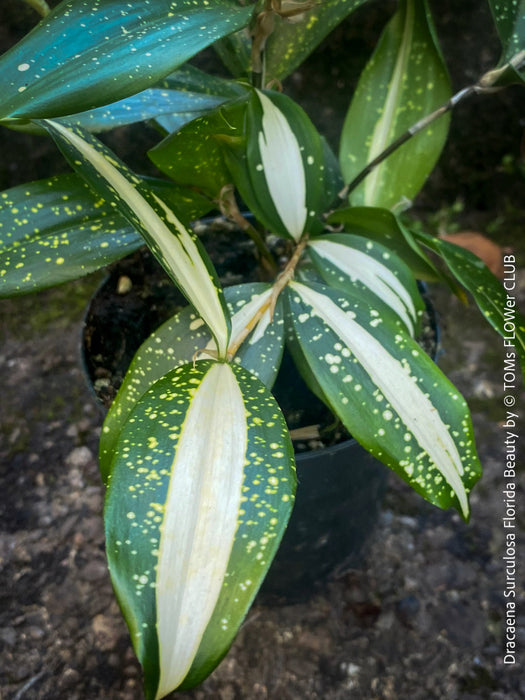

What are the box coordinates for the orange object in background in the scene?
[440,232,510,279]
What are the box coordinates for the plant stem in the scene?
[218,184,278,276]
[20,0,50,17]
[251,1,275,88]
[335,51,525,206]
[227,236,309,359]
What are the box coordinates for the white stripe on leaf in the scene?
[257,91,307,241]
[200,287,274,358]
[364,0,415,205]
[155,362,247,698]
[308,238,417,335]
[46,120,230,358]
[291,281,469,517]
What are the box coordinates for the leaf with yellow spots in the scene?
[148,94,249,198]
[104,360,295,699]
[0,174,211,296]
[264,0,371,82]
[413,230,525,373]
[0,0,253,122]
[339,0,451,209]
[327,206,441,282]
[487,0,525,84]
[307,233,425,337]
[284,281,481,519]
[41,120,231,358]
[99,283,285,482]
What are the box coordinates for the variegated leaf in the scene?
[327,205,440,281]
[339,0,451,209]
[0,0,253,122]
[285,281,481,518]
[224,90,325,241]
[104,360,296,699]
[0,174,211,295]
[99,284,285,481]
[307,233,424,336]
[41,120,231,357]
[413,230,525,371]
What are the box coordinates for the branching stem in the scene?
[218,184,278,276]
[227,236,309,359]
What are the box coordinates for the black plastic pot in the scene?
[82,236,437,603]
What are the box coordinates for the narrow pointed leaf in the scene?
[148,96,249,198]
[285,281,481,518]
[225,90,325,240]
[264,0,370,82]
[413,230,525,371]
[307,233,424,336]
[0,174,211,296]
[104,360,296,698]
[487,0,525,84]
[99,284,285,481]
[0,0,253,122]
[339,0,451,209]
[41,120,230,357]
[66,66,246,133]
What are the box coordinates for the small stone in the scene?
[92,614,119,651]
[219,685,236,700]
[66,446,93,469]
[396,595,420,626]
[58,667,80,690]
[117,275,133,294]
[0,627,16,647]
[27,625,45,640]
[80,559,107,582]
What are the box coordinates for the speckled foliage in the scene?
[104,361,296,699]
[0,0,524,697]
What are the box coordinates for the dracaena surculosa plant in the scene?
[1,0,524,697]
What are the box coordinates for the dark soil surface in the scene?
[1,2,525,700]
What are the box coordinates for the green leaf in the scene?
[0,0,253,122]
[339,0,451,209]
[41,120,231,357]
[327,206,443,282]
[64,66,246,134]
[148,96,249,198]
[307,233,425,336]
[104,360,296,698]
[213,28,252,78]
[413,230,525,372]
[99,283,285,481]
[0,174,211,296]
[264,0,370,82]
[285,281,481,519]
[487,0,525,84]
[224,89,326,240]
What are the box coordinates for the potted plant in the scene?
[0,1,523,698]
